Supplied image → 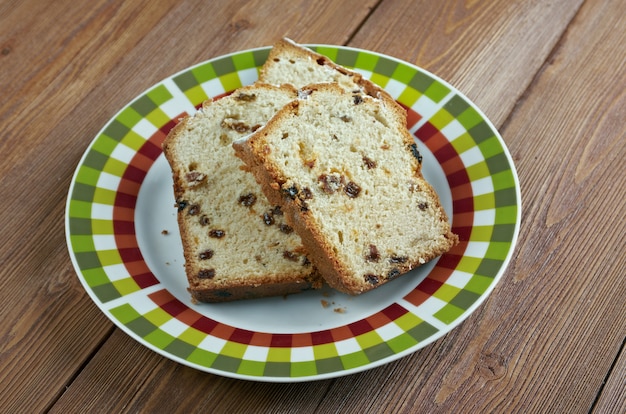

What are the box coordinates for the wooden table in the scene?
[2,0,624,412]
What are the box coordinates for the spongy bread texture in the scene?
[233,83,458,295]
[260,38,393,101]
[162,83,321,302]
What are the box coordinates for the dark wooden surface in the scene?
[1,0,624,412]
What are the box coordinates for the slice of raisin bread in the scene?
[233,83,458,295]
[260,38,393,101]
[162,83,321,302]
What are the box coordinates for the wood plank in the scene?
[4,0,623,411]
[47,330,166,414]
[50,329,334,413]
[348,0,585,127]
[315,0,626,411]
[0,255,113,413]
[0,7,123,412]
[592,341,626,414]
[0,0,377,411]
[54,0,625,410]
[51,330,332,413]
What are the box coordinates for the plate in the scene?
[65,45,521,382]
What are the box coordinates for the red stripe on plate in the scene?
[433,142,460,164]
[250,332,273,347]
[452,225,473,242]
[160,297,189,317]
[133,272,159,288]
[311,330,334,345]
[111,118,181,292]
[191,317,219,334]
[291,333,314,348]
[124,260,152,279]
[450,182,474,205]
[229,328,256,344]
[416,278,443,295]
[117,247,144,263]
[330,325,357,342]
[114,192,138,209]
[414,121,439,142]
[446,168,472,189]
[123,164,149,183]
[270,334,293,348]
[401,104,422,130]
[138,139,163,161]
[403,289,432,307]
[116,177,142,196]
[427,266,455,283]
[453,197,474,214]
[381,303,409,320]
[148,289,175,305]
[435,254,464,270]
[113,220,135,235]
[348,319,374,337]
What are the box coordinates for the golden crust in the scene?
[261,37,399,105]
[234,83,458,295]
[188,272,323,303]
[162,83,322,303]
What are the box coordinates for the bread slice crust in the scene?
[260,37,395,102]
[234,83,458,295]
[162,83,322,302]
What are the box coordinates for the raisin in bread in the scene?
[233,83,458,295]
[260,38,393,101]
[162,83,321,302]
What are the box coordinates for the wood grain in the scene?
[1,0,624,411]
[592,340,626,414]
[0,0,377,411]
[51,329,335,413]
[471,0,625,410]
[348,0,585,127]
[48,330,166,414]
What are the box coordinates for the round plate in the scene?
[65,45,521,382]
